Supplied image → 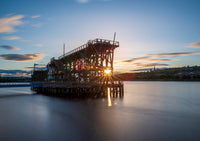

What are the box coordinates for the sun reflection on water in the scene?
[107,87,112,107]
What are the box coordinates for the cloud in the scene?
[31,15,41,18]
[135,63,169,67]
[34,44,43,47]
[24,67,34,69]
[75,0,111,3]
[147,52,200,57]
[0,70,31,77]
[32,23,43,27]
[114,51,200,73]
[150,59,177,62]
[2,36,21,40]
[0,15,24,33]
[0,53,44,62]
[0,45,20,50]
[2,72,31,77]
[122,56,151,63]
[186,42,200,48]
[117,52,200,64]
[76,0,89,3]
[20,39,30,42]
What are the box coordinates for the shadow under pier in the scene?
[31,81,124,98]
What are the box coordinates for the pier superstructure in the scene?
[31,38,123,97]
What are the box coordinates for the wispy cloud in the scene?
[0,45,20,50]
[20,39,30,42]
[32,23,43,27]
[2,36,21,40]
[135,63,169,67]
[31,15,41,18]
[34,44,43,47]
[122,56,151,63]
[24,67,34,69]
[114,51,200,73]
[147,52,200,57]
[0,53,44,62]
[75,0,111,3]
[76,0,89,3]
[115,52,200,68]
[186,42,200,48]
[0,15,24,33]
[149,59,177,62]
[0,72,31,77]
[0,69,31,77]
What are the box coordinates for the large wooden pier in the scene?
[32,81,123,98]
[31,38,124,97]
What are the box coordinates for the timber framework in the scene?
[31,38,124,97]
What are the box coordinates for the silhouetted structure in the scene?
[32,70,47,81]
[32,38,124,97]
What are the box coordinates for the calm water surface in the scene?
[0,81,200,141]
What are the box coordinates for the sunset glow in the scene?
[105,69,111,74]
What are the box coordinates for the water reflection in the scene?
[0,82,200,141]
[107,87,112,107]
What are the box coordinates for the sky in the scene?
[0,0,200,77]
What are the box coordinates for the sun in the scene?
[105,69,111,74]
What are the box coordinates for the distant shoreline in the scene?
[115,66,200,81]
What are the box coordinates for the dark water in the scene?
[0,81,200,141]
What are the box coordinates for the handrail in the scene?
[58,38,119,60]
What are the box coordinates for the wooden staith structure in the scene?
[31,38,123,97]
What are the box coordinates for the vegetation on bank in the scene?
[115,66,200,81]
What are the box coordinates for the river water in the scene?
[0,81,199,141]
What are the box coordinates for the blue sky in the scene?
[0,0,200,76]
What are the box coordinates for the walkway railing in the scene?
[58,38,119,59]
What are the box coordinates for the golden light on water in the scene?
[107,87,112,107]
